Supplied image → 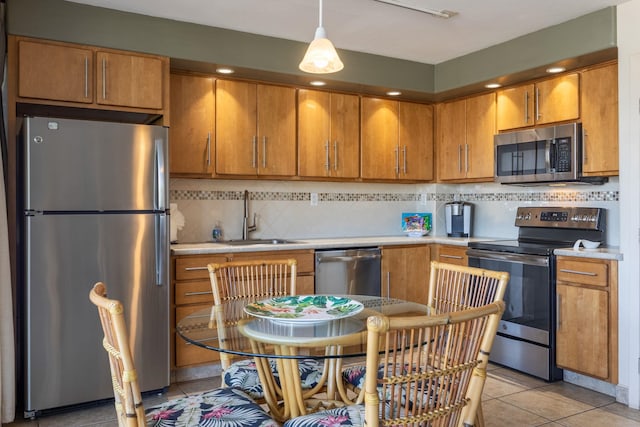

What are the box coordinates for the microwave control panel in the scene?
[554,138,572,172]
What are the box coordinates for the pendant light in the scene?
[299,0,344,74]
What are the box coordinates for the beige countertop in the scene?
[170,235,494,256]
[554,246,623,261]
[172,236,623,261]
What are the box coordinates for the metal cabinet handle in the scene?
[457,145,462,173]
[252,136,257,168]
[184,291,213,297]
[582,128,588,164]
[524,91,529,123]
[440,254,463,260]
[394,146,399,175]
[262,136,267,168]
[206,132,211,166]
[184,266,208,271]
[333,141,339,171]
[101,57,107,100]
[465,144,469,174]
[559,268,597,277]
[402,145,407,174]
[324,141,330,171]
[84,56,89,99]
[535,87,541,121]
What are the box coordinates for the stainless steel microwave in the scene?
[494,123,606,185]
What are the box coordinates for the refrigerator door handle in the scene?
[156,214,168,286]
[155,137,168,210]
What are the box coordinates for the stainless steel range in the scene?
[467,206,606,381]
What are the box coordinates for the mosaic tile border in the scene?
[170,189,619,203]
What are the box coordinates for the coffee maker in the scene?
[445,201,472,237]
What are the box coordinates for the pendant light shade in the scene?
[299,0,344,74]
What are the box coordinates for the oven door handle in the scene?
[466,249,549,267]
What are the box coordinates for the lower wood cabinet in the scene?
[172,249,315,368]
[555,256,618,383]
[433,244,468,266]
[381,245,430,304]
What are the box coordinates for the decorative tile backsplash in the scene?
[169,178,620,245]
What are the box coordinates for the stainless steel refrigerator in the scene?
[21,116,170,416]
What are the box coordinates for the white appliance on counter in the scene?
[20,116,170,417]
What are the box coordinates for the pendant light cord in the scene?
[318,0,323,28]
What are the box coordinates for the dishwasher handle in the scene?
[316,254,381,263]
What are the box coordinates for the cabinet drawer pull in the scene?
[334,141,339,171]
[559,268,597,277]
[324,141,330,171]
[184,266,208,271]
[84,56,89,99]
[184,291,213,297]
[440,254,463,260]
[262,136,267,168]
[102,57,107,100]
[206,132,211,166]
[535,87,541,121]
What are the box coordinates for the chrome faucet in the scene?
[242,190,257,240]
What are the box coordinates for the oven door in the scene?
[466,249,552,345]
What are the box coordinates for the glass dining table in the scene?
[176,294,429,422]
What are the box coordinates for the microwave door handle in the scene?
[545,140,552,172]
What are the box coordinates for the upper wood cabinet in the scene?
[436,93,496,182]
[216,80,296,176]
[297,89,360,178]
[15,36,168,114]
[580,63,619,176]
[496,73,579,130]
[361,97,433,181]
[169,73,215,176]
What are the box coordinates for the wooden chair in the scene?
[282,301,506,427]
[427,261,510,312]
[89,282,278,427]
[208,259,324,401]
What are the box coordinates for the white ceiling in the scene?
[67,0,628,64]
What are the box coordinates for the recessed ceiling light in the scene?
[310,80,326,86]
[485,83,501,89]
[216,67,235,74]
[386,91,402,96]
[546,67,566,74]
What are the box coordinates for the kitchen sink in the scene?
[223,239,299,246]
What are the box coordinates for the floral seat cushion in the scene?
[223,358,324,400]
[145,387,279,426]
[282,405,365,427]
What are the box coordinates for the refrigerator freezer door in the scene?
[24,117,168,212]
[24,213,169,413]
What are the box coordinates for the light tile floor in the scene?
[6,365,640,426]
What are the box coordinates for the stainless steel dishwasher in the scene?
[314,248,381,296]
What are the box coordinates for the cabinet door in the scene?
[556,284,609,379]
[361,98,399,180]
[581,64,619,176]
[399,102,433,181]
[175,305,220,367]
[465,93,496,180]
[382,245,430,304]
[96,51,164,109]
[256,84,296,176]
[496,84,534,130]
[169,74,215,175]
[535,73,579,125]
[215,80,258,175]
[329,93,360,178]
[18,40,93,104]
[436,99,466,181]
[298,89,331,177]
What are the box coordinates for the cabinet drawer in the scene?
[436,245,468,265]
[175,280,213,305]
[232,250,315,274]
[557,258,608,287]
[175,255,228,280]
[175,305,219,367]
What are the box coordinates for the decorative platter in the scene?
[244,295,364,323]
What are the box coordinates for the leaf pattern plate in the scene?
[244,295,364,323]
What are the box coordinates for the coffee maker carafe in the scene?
[445,201,472,237]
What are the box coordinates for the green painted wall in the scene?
[6,0,616,96]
